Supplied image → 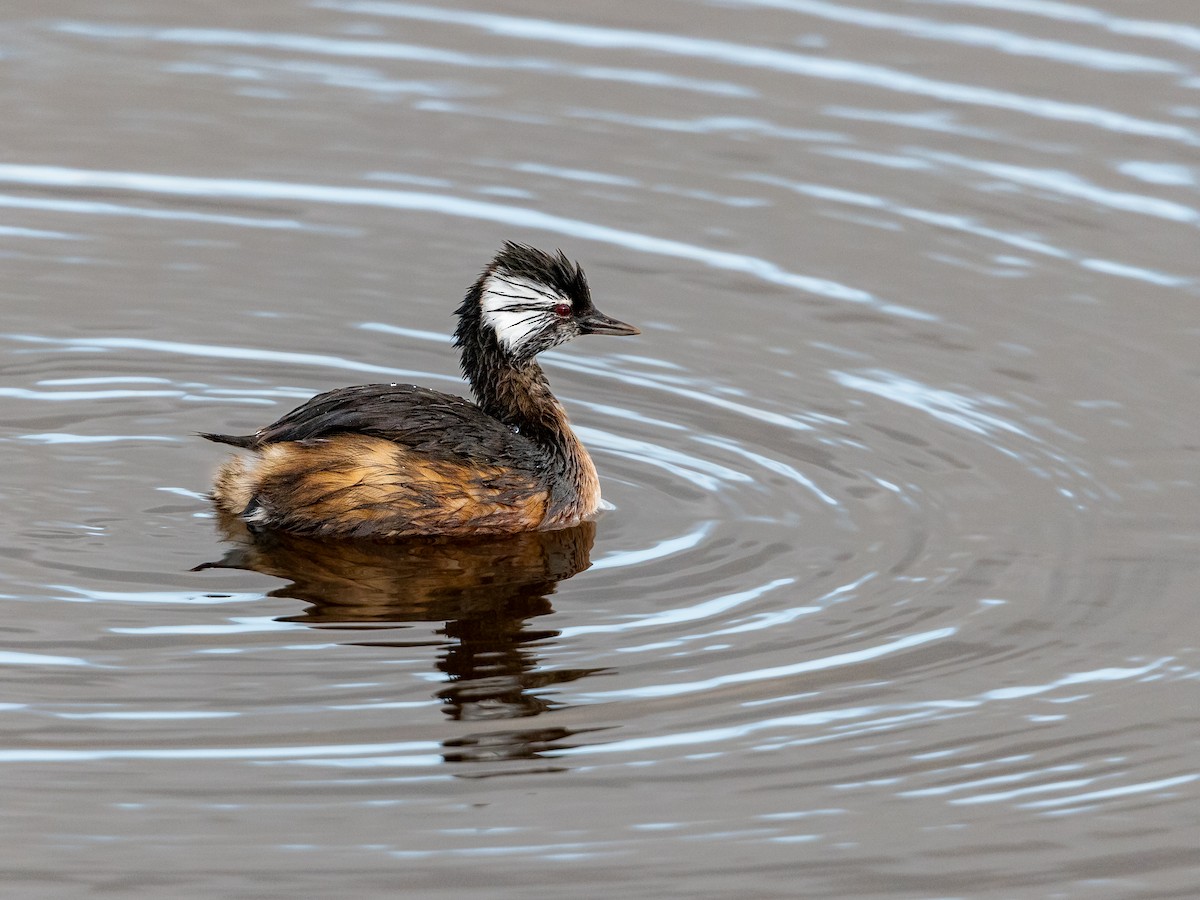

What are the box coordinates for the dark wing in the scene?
[201,383,539,466]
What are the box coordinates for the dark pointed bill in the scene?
[579,310,640,336]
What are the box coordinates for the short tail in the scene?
[198,431,258,449]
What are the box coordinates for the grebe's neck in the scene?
[465,339,573,450]
[455,322,600,522]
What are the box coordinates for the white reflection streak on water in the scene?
[833,367,1112,502]
[911,0,1200,54]
[727,0,1184,73]
[4,334,438,382]
[576,427,749,491]
[54,22,754,98]
[318,1,1199,143]
[110,616,304,636]
[1017,773,1200,809]
[47,585,266,605]
[558,577,796,638]
[0,651,94,667]
[357,321,447,343]
[575,627,955,699]
[570,400,688,433]
[0,742,443,764]
[0,387,186,402]
[588,523,714,571]
[550,357,831,431]
[19,434,178,444]
[708,571,878,639]
[0,224,80,240]
[693,434,840,506]
[614,600,827,653]
[833,369,1031,441]
[182,51,754,101]
[832,367,1112,498]
[561,108,848,146]
[745,173,1074,258]
[952,777,1103,805]
[0,193,341,233]
[900,762,1089,798]
[746,172,1192,285]
[561,706,896,757]
[822,105,999,140]
[164,58,462,100]
[53,711,240,720]
[0,164,877,306]
[917,150,1200,224]
[39,377,171,385]
[902,769,1200,812]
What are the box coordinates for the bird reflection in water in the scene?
[197,514,606,765]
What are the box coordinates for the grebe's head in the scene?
[456,242,639,363]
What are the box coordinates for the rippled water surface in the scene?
[3,1,1200,896]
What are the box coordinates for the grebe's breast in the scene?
[208,384,596,538]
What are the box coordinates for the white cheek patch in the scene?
[481,273,568,352]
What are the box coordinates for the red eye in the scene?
[553,303,572,318]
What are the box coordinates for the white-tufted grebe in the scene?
[203,243,639,538]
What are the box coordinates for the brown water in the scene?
[3,1,1199,896]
